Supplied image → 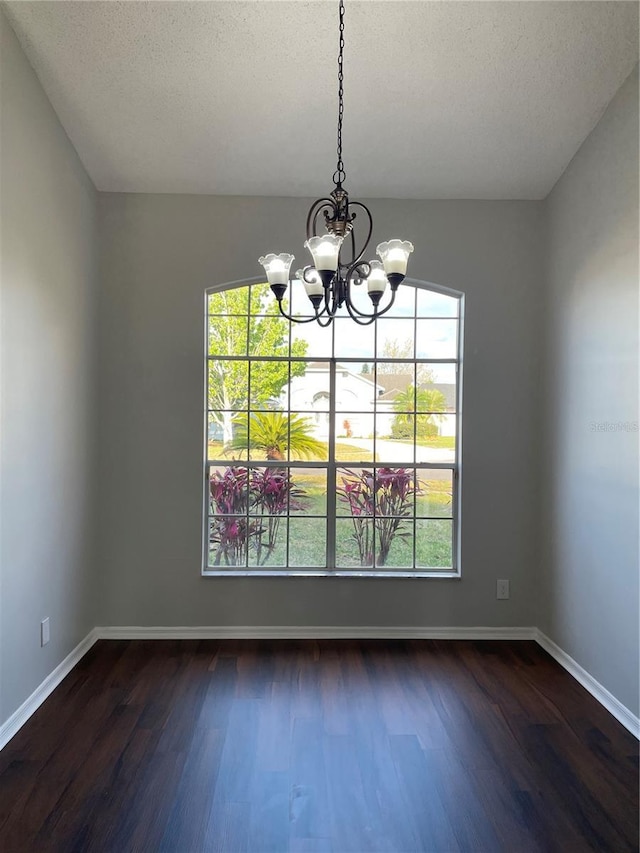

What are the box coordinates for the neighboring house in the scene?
[282,362,383,439]
[281,362,456,438]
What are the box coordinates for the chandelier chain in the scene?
[334,0,346,187]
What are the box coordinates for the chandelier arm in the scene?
[323,279,341,318]
[306,197,338,240]
[301,265,317,285]
[341,260,376,325]
[343,258,399,321]
[349,228,356,268]
[344,201,373,266]
[345,259,371,283]
[364,287,399,319]
[275,299,327,324]
[343,298,377,326]
[316,312,335,328]
[344,287,398,322]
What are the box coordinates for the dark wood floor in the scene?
[0,640,637,853]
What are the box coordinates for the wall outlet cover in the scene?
[496,579,510,600]
[41,618,50,646]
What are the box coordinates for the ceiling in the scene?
[3,1,638,199]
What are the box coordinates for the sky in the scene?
[288,281,459,366]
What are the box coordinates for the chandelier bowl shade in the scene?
[376,240,415,276]
[304,234,343,273]
[366,260,388,298]
[296,268,324,297]
[258,253,295,299]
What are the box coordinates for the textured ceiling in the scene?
[3,1,638,199]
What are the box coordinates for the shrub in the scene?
[210,466,307,566]
[337,467,420,567]
[390,419,439,440]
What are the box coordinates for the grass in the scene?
[333,442,375,462]
[415,436,455,449]
[385,436,455,449]
[208,441,375,463]
[208,513,452,571]
[208,435,454,462]
[208,438,454,463]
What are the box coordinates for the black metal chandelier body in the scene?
[259,0,413,327]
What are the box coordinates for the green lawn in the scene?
[208,441,375,462]
[208,514,452,571]
[208,436,454,461]
[403,436,455,449]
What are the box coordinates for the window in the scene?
[204,278,463,576]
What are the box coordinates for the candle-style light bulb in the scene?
[296,268,324,311]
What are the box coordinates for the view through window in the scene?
[204,279,462,575]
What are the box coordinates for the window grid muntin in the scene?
[205,280,461,574]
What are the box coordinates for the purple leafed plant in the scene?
[209,467,307,567]
[209,466,251,566]
[337,467,419,567]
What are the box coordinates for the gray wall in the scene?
[97,193,544,628]
[0,14,98,724]
[540,67,639,715]
[3,4,636,729]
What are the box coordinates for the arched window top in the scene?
[204,278,463,576]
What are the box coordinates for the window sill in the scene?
[201,569,461,579]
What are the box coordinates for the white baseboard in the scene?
[2,625,637,752]
[0,628,99,751]
[535,629,639,739]
[96,625,537,641]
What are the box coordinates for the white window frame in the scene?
[202,276,464,578]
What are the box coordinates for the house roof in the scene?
[425,383,457,411]
[376,373,413,395]
[307,362,383,393]
[378,382,457,410]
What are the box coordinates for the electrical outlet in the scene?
[41,618,50,646]
[496,579,510,600]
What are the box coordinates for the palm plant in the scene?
[227,411,326,461]
[392,385,446,439]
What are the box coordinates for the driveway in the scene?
[343,437,455,465]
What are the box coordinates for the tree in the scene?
[391,385,446,440]
[208,284,307,442]
[228,411,326,461]
[377,338,435,384]
[377,337,413,370]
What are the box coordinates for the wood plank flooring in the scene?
[0,640,637,852]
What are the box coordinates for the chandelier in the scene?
[258,0,414,327]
